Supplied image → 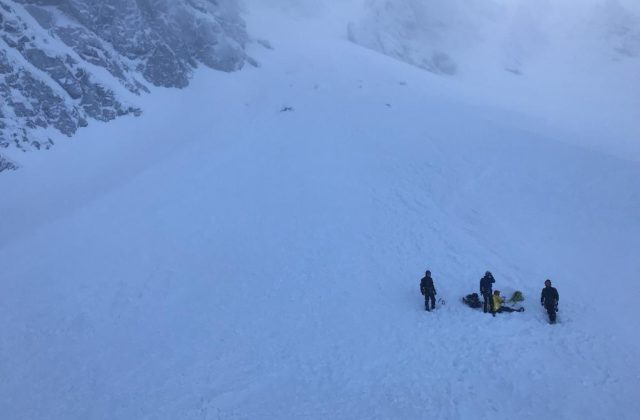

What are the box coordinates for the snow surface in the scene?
[1,3,640,419]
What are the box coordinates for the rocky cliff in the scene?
[0,0,248,170]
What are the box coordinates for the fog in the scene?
[245,0,640,72]
[241,0,639,160]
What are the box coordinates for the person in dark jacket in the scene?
[479,271,495,314]
[420,270,437,311]
[541,279,560,324]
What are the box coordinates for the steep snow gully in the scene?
[1,5,640,420]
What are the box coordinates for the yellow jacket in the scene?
[492,295,504,312]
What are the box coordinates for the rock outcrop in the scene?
[0,0,248,170]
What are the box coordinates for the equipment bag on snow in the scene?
[462,293,482,309]
[508,290,525,303]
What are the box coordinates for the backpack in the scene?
[508,290,524,303]
[463,293,482,308]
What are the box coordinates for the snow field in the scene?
[1,5,640,419]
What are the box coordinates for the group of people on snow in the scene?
[419,270,560,324]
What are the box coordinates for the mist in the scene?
[244,0,640,73]
[240,0,639,160]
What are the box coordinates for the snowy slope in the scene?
[1,3,640,419]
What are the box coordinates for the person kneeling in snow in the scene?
[420,270,437,312]
[492,290,524,317]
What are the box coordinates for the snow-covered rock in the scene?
[0,0,248,168]
[0,152,18,170]
[347,0,485,75]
